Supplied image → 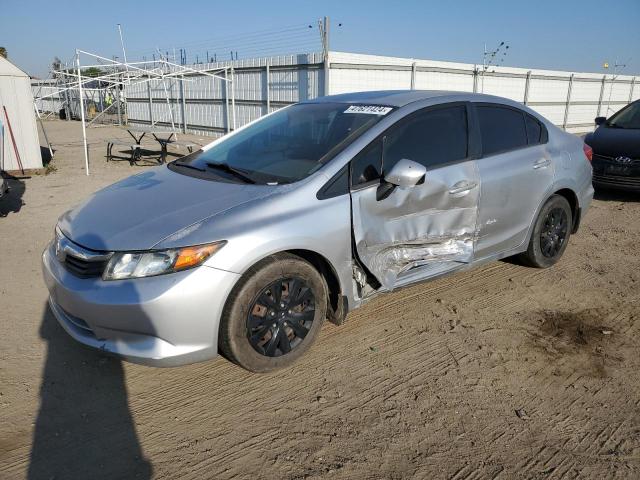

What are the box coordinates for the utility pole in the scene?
[117,24,129,125]
[319,16,330,96]
[117,24,128,68]
[603,58,628,116]
[76,50,89,175]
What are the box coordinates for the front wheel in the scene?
[518,195,572,268]
[219,253,327,372]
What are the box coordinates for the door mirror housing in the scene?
[595,116,607,126]
[384,159,426,188]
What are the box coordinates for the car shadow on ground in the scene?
[28,304,152,479]
[593,187,640,203]
[0,172,26,217]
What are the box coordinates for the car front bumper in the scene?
[42,241,241,367]
[592,155,640,191]
[593,173,640,191]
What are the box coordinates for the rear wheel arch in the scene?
[553,188,580,232]
[520,186,578,252]
[518,194,572,268]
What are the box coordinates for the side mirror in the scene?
[595,116,607,126]
[384,159,426,188]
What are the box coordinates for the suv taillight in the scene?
[583,143,593,163]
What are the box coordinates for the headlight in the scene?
[102,241,226,280]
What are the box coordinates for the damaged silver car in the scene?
[42,90,593,372]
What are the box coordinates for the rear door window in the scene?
[477,105,528,156]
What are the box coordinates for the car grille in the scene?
[63,254,109,278]
[55,230,112,279]
[593,173,640,188]
[593,153,640,166]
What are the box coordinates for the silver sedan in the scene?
[42,91,594,372]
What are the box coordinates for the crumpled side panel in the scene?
[367,235,474,287]
[350,159,481,291]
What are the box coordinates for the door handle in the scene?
[448,180,478,195]
[533,158,551,169]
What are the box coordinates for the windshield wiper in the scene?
[173,160,206,172]
[205,162,256,184]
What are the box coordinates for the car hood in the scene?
[586,126,640,158]
[58,167,278,251]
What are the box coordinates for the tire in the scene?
[518,195,573,268]
[219,253,327,373]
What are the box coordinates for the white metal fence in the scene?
[328,52,639,134]
[124,53,324,136]
[32,78,119,122]
[32,79,64,115]
[33,51,639,136]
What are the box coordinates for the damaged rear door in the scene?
[350,102,480,290]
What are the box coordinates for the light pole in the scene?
[603,58,629,116]
[480,41,509,93]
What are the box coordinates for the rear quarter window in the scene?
[525,114,544,145]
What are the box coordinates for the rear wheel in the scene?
[518,195,572,268]
[219,253,327,372]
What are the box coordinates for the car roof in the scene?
[304,90,502,108]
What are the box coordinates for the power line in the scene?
[185,32,319,54]
[127,22,316,59]
[187,37,321,62]
[169,25,312,51]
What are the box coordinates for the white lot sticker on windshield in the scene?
[344,105,393,115]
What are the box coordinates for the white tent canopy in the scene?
[0,56,43,172]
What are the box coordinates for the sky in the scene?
[1,0,639,78]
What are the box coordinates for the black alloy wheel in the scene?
[218,253,327,372]
[246,277,316,357]
[539,207,569,258]
[517,194,573,268]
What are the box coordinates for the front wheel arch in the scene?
[218,252,329,372]
[218,248,346,354]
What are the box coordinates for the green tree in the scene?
[81,67,104,78]
[0,47,7,59]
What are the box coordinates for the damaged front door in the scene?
[350,103,480,290]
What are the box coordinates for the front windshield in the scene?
[607,101,640,129]
[172,102,392,184]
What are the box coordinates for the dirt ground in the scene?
[1,120,639,479]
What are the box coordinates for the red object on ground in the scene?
[2,105,24,174]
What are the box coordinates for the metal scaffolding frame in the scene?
[33,49,232,175]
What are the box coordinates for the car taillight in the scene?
[583,143,593,162]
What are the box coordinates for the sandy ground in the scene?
[1,120,639,479]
